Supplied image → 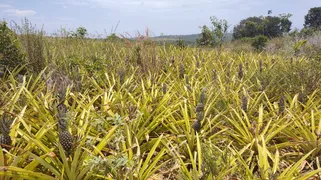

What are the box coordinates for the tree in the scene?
[233,17,264,39]
[210,16,229,48]
[197,25,214,47]
[233,13,292,39]
[279,13,292,33]
[197,17,229,47]
[72,26,87,38]
[304,7,321,29]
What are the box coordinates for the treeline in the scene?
[192,7,321,51]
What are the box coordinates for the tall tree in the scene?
[210,16,229,48]
[233,13,292,39]
[197,17,229,47]
[264,14,291,37]
[304,7,321,29]
[233,17,264,39]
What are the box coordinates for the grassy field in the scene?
[1,31,321,179]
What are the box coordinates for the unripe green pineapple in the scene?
[0,116,13,150]
[58,118,73,155]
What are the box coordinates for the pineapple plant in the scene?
[58,118,73,156]
[56,103,73,155]
[1,23,321,179]
[0,115,13,151]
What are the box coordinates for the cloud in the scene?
[0,4,11,8]
[3,9,36,17]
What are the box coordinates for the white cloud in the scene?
[3,9,36,17]
[0,4,11,8]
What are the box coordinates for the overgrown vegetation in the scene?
[13,19,46,74]
[0,6,321,180]
[0,21,25,73]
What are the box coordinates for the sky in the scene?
[0,0,320,37]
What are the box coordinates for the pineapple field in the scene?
[2,26,321,179]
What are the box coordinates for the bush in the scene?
[175,39,186,49]
[251,35,268,51]
[0,21,26,73]
[106,33,122,42]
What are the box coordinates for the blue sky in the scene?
[0,0,319,37]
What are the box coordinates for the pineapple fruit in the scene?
[57,103,73,155]
[0,115,13,151]
[58,118,73,155]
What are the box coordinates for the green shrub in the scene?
[175,39,186,49]
[106,33,122,42]
[251,35,268,51]
[0,21,25,73]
